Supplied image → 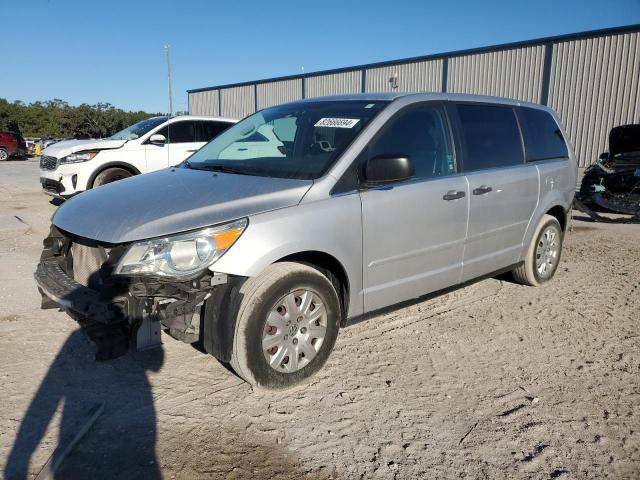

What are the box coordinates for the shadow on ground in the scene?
[3,329,163,479]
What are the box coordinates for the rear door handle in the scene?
[472,185,493,195]
[443,190,466,201]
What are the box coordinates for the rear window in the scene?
[456,104,523,172]
[517,107,568,161]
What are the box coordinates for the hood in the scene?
[609,124,640,158]
[43,138,127,159]
[52,168,313,244]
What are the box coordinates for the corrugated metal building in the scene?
[188,25,640,169]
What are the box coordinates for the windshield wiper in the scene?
[188,163,254,176]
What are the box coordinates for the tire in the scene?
[512,214,563,286]
[230,262,341,389]
[92,167,133,187]
[0,148,8,161]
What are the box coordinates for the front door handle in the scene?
[443,190,466,201]
[472,185,493,195]
[186,149,198,152]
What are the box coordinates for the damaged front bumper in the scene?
[35,227,244,361]
[576,160,640,221]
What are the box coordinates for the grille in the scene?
[40,155,58,170]
[71,243,108,288]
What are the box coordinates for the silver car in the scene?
[35,93,577,388]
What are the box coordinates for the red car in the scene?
[0,131,27,161]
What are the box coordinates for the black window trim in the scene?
[450,101,527,174]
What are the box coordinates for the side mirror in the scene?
[364,154,414,185]
[149,134,167,145]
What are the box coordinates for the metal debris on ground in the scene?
[34,403,105,480]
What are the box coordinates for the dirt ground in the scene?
[0,158,638,479]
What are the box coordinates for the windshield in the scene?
[184,101,388,179]
[110,116,169,140]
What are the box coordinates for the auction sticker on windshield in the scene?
[315,118,360,128]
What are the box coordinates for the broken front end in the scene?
[577,124,640,217]
[34,225,246,361]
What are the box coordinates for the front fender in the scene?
[211,194,364,318]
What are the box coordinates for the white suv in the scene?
[39,115,236,197]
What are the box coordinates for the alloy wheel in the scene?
[535,225,560,279]
[262,289,328,373]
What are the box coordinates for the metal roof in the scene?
[187,24,640,94]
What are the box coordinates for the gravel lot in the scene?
[0,159,638,479]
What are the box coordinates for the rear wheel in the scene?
[92,167,133,187]
[512,214,563,286]
[230,262,341,389]
[0,148,8,161]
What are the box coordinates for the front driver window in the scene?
[168,121,197,143]
[367,105,455,180]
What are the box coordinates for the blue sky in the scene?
[3,0,639,113]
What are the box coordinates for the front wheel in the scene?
[512,214,563,286]
[0,148,8,161]
[92,167,133,187]
[230,262,341,389]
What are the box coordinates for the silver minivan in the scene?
[35,93,577,388]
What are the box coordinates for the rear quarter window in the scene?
[516,107,568,161]
[456,104,523,172]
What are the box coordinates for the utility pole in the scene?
[164,44,173,116]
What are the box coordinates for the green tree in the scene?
[0,98,162,138]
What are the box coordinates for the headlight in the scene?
[114,219,247,278]
[60,151,99,164]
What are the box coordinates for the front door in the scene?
[145,124,171,171]
[167,120,203,166]
[361,103,469,313]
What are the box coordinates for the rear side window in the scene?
[456,104,523,172]
[197,121,232,142]
[516,107,568,161]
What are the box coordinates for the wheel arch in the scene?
[545,204,567,232]
[519,191,570,263]
[87,162,141,189]
[203,250,351,364]
[277,250,351,325]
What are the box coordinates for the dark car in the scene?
[0,131,27,160]
[0,131,19,161]
[579,124,640,214]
